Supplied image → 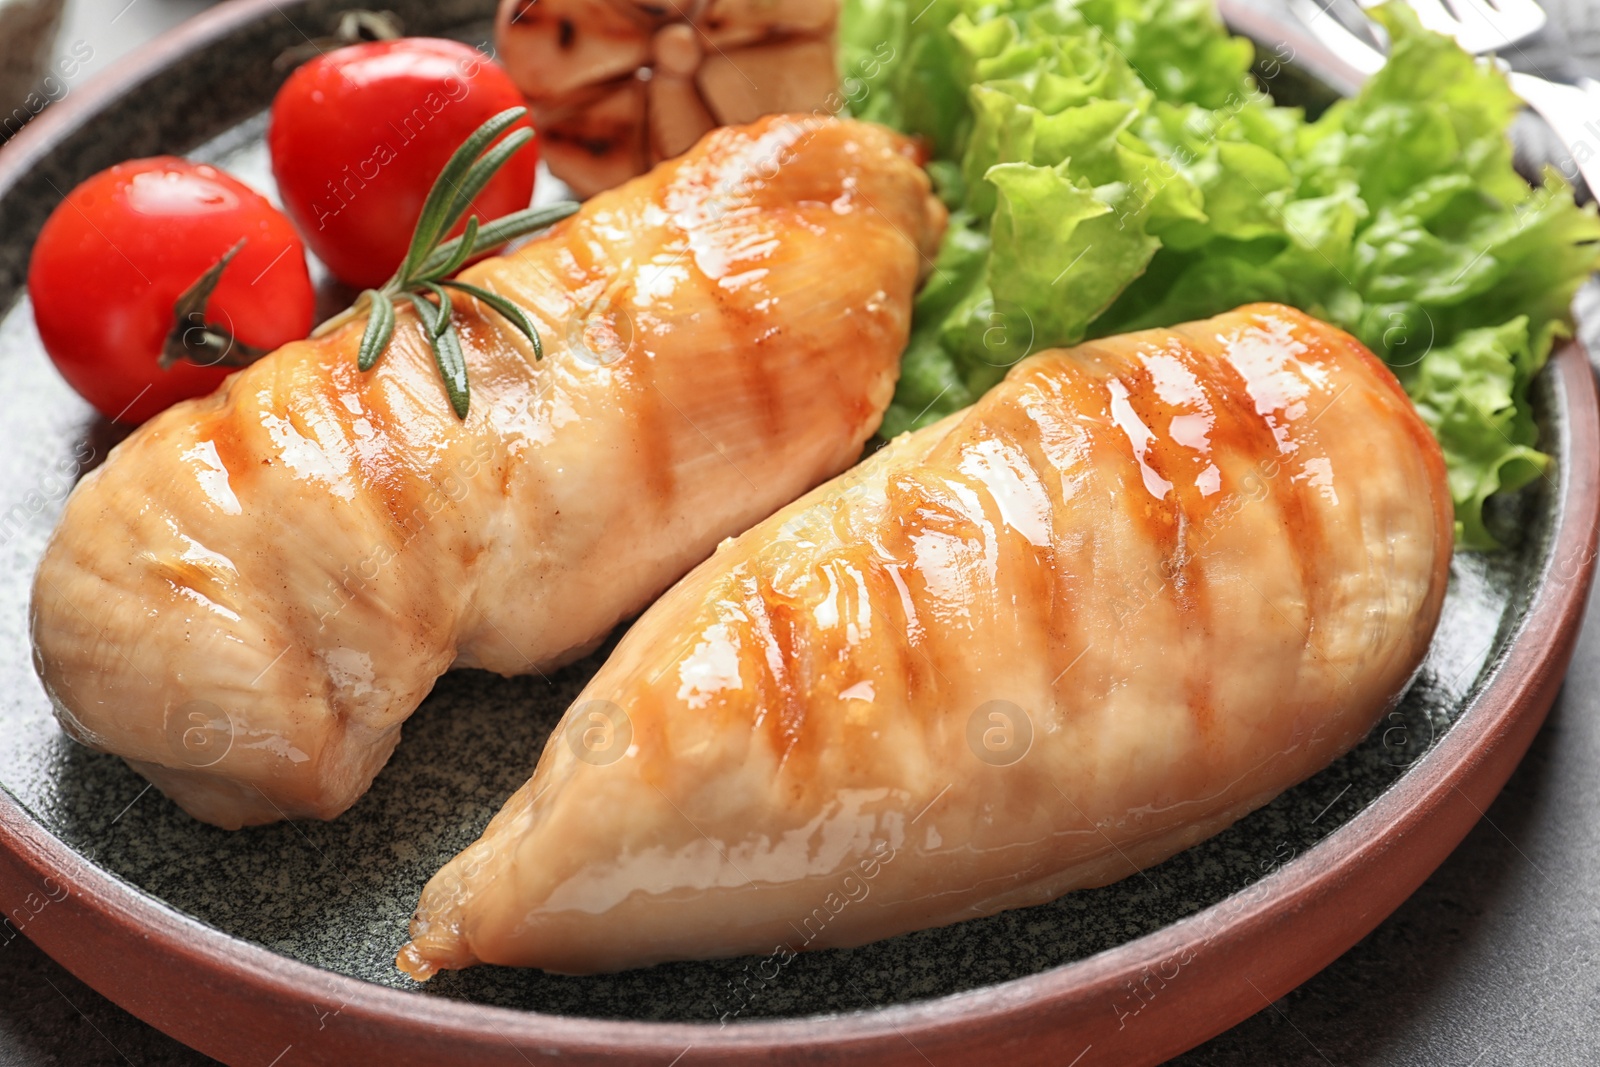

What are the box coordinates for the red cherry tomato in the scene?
[268,38,538,289]
[28,158,316,425]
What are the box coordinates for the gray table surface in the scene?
[3,0,1600,1064]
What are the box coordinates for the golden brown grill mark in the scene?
[1106,362,1188,610]
[1000,359,1097,701]
[742,576,813,771]
[735,315,784,444]
[1210,336,1328,631]
[615,324,678,518]
[773,603,819,774]
[314,345,420,540]
[204,406,256,498]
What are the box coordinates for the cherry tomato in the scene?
[268,38,538,289]
[28,158,316,425]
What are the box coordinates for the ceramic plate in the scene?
[0,2,1595,1064]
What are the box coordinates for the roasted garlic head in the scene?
[495,0,841,197]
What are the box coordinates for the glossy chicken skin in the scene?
[401,304,1453,977]
[30,115,945,829]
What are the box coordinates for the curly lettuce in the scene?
[841,0,1600,547]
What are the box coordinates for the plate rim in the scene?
[0,2,1595,1064]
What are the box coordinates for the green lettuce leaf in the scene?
[1401,319,1549,548]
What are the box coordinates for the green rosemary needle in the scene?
[311,106,579,419]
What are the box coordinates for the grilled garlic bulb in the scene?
[495,0,840,197]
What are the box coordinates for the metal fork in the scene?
[1275,0,1600,198]
[1403,0,1547,55]
[1286,0,1545,62]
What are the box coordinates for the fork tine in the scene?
[1292,0,1388,76]
[1407,0,1466,38]
[1481,0,1549,21]
[1442,0,1509,50]
[1437,0,1548,52]
[1484,0,1549,37]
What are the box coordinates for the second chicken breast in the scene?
[401,304,1453,977]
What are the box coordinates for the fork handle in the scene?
[1214,0,1374,97]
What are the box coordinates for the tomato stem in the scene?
[272,10,405,71]
[159,240,272,372]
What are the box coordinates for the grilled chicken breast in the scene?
[30,115,945,829]
[400,304,1453,978]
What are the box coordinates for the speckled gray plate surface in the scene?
[0,0,1586,1043]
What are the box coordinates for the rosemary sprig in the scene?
[312,106,579,419]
